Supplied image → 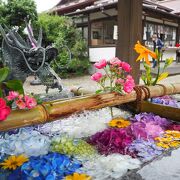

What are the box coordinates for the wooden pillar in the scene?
[116,0,142,84]
[176,20,180,44]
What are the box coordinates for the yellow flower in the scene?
[65,173,91,180]
[134,41,157,65]
[108,118,131,128]
[156,142,169,149]
[0,154,28,170]
[170,141,180,148]
[156,130,180,149]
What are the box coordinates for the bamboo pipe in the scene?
[0,83,180,132]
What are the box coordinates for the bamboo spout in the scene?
[0,83,180,132]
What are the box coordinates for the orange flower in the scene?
[134,41,157,65]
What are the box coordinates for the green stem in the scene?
[152,59,160,85]
[109,106,113,119]
[104,67,113,92]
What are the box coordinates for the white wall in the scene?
[89,47,116,62]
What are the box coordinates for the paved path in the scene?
[24,73,180,95]
[141,62,180,76]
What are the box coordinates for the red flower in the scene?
[0,98,11,121]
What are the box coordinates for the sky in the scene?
[33,0,60,13]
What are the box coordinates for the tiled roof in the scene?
[157,0,180,14]
[50,0,179,16]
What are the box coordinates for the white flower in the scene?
[80,154,141,180]
[36,107,132,138]
[0,128,50,157]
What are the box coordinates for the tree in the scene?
[0,0,37,27]
[38,13,90,77]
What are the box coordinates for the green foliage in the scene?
[0,67,24,97]
[141,50,173,86]
[38,14,90,77]
[0,0,37,27]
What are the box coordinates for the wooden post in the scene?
[116,0,142,84]
[176,20,180,44]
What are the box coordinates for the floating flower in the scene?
[0,128,50,157]
[65,173,91,180]
[20,153,82,179]
[130,112,171,129]
[91,72,103,82]
[129,121,164,140]
[128,139,163,162]
[36,108,131,138]
[94,59,107,69]
[108,118,131,128]
[80,154,141,180]
[88,128,134,155]
[0,98,11,121]
[155,130,180,149]
[51,136,96,158]
[152,95,179,108]
[0,154,28,170]
[168,124,180,131]
[134,41,157,65]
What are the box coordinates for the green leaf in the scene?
[96,89,103,94]
[164,57,173,69]
[0,89,3,98]
[157,72,169,83]
[5,80,24,94]
[0,67,9,82]
[141,74,147,85]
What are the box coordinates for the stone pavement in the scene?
[24,72,180,95]
[23,61,180,94]
[140,62,180,76]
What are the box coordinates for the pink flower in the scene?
[0,98,11,121]
[123,75,135,93]
[91,72,103,82]
[6,91,19,101]
[109,57,121,67]
[24,95,37,109]
[115,78,124,84]
[94,59,107,69]
[16,99,26,109]
[145,122,164,138]
[121,62,132,72]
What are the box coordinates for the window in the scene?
[91,19,117,46]
[143,22,177,47]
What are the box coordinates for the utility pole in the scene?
[116,0,142,84]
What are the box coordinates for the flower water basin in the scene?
[0,104,180,179]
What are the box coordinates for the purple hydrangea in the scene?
[152,96,179,108]
[128,139,163,162]
[129,121,164,140]
[130,112,171,129]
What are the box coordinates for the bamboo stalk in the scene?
[0,83,180,132]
